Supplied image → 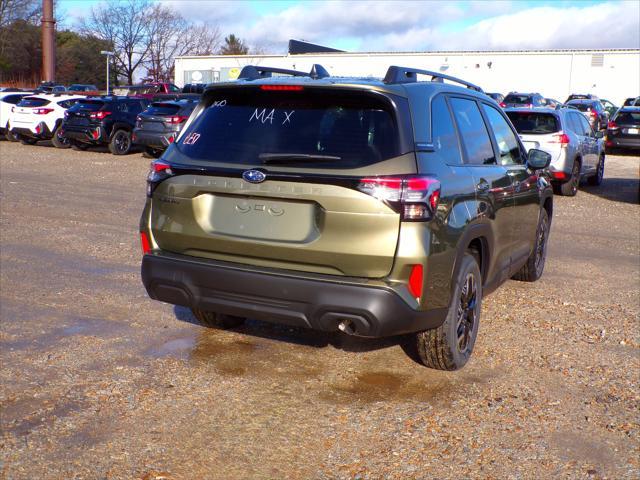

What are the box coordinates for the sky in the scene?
[57,0,640,53]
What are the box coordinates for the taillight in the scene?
[550,132,570,146]
[589,110,597,118]
[499,102,506,108]
[551,171,567,180]
[408,264,424,300]
[33,108,54,115]
[357,176,440,221]
[607,121,618,130]
[165,115,188,124]
[146,160,174,197]
[140,231,152,254]
[260,85,304,91]
[90,110,111,120]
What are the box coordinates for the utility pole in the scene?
[101,51,115,94]
[41,0,55,83]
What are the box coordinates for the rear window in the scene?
[175,88,402,169]
[145,103,181,116]
[613,111,640,125]
[17,97,50,107]
[568,102,593,112]
[504,95,532,104]
[506,112,559,134]
[68,100,105,112]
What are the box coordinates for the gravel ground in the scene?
[1,140,638,480]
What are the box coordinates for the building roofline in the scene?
[176,48,640,60]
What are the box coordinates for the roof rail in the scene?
[238,64,330,81]
[383,66,483,92]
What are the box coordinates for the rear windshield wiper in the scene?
[259,153,342,164]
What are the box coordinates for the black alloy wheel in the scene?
[456,272,478,354]
[560,160,580,196]
[109,129,132,155]
[588,155,605,186]
[52,124,70,149]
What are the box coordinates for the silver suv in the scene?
[506,107,605,196]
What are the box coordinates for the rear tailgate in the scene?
[149,84,415,278]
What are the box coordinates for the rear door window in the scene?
[176,88,403,169]
[450,97,495,165]
[68,100,105,112]
[504,94,532,105]
[430,95,462,164]
[482,104,524,165]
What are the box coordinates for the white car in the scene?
[0,91,34,141]
[7,94,85,147]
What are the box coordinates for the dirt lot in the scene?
[1,140,638,479]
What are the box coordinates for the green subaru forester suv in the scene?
[140,65,553,370]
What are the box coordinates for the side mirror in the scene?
[595,130,604,139]
[527,149,551,170]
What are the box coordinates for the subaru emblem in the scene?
[242,170,266,184]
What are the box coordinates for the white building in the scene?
[175,49,640,105]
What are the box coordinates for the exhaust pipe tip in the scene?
[338,318,356,335]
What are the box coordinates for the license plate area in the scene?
[194,193,320,243]
[625,128,639,135]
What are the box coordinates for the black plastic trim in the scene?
[141,252,447,337]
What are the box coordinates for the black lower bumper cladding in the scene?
[141,252,447,337]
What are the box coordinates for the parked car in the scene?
[599,98,618,117]
[566,99,609,131]
[182,83,206,94]
[502,92,546,108]
[68,84,98,92]
[7,94,84,147]
[622,96,640,107]
[140,64,553,371]
[544,98,562,109]
[606,107,640,151]
[61,96,149,154]
[0,90,34,141]
[486,92,504,104]
[506,107,605,196]
[564,93,599,103]
[34,82,67,94]
[132,99,197,158]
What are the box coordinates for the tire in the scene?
[560,159,580,196]
[19,136,37,145]
[191,308,246,329]
[414,253,482,371]
[143,146,162,159]
[5,126,18,142]
[51,124,70,149]
[512,208,550,282]
[70,140,88,151]
[588,155,605,186]
[109,129,132,155]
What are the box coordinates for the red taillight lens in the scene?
[152,160,172,173]
[589,110,597,117]
[550,132,570,145]
[499,102,506,108]
[166,115,188,124]
[140,231,152,254]
[607,121,618,130]
[551,171,567,180]
[357,176,440,221]
[260,85,304,91]
[33,108,54,115]
[408,264,424,300]
[90,111,111,120]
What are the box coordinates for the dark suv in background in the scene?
[132,99,198,158]
[140,65,553,371]
[62,96,149,154]
[606,107,640,151]
[566,99,609,131]
[502,92,546,108]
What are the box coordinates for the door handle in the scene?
[476,179,490,192]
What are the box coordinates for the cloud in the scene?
[163,0,640,52]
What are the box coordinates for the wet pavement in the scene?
[1,141,639,479]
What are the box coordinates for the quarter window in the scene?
[482,104,524,165]
[450,97,495,165]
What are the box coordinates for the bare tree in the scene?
[81,0,152,84]
[0,0,40,28]
[145,4,220,82]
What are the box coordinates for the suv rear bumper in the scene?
[141,252,447,338]
[132,128,175,149]
[10,124,52,139]
[63,124,107,144]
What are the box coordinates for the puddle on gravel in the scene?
[1,396,86,437]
